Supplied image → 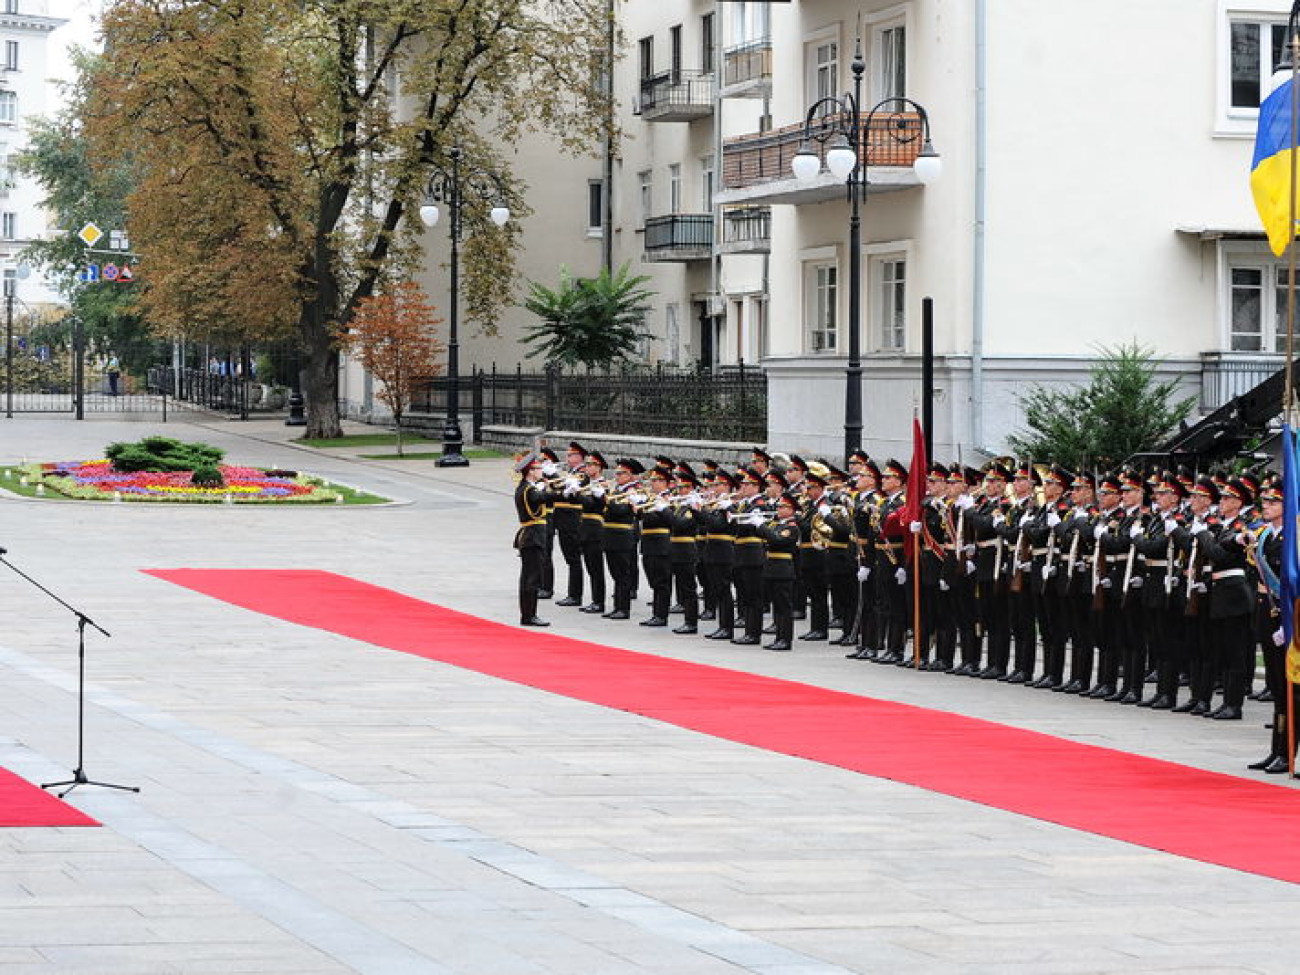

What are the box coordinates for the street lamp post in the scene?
[420,147,510,467]
[4,287,12,420]
[791,41,941,463]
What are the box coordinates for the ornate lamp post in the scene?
[791,41,941,463]
[419,147,509,467]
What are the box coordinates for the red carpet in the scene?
[149,568,1300,884]
[0,767,98,827]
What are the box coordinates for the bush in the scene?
[189,464,225,487]
[106,436,225,472]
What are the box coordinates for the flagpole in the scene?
[1286,10,1299,776]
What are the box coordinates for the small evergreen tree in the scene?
[522,263,654,369]
[1007,343,1196,470]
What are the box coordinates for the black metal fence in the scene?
[413,362,767,443]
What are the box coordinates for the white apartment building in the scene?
[0,0,66,312]
[355,1,1290,462]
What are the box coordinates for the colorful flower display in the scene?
[32,460,343,503]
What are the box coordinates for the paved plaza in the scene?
[2,412,1300,974]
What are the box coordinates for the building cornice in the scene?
[0,13,67,33]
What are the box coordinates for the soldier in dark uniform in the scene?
[846,457,884,658]
[638,467,675,628]
[823,465,858,644]
[1109,470,1152,704]
[731,467,767,645]
[578,451,609,615]
[797,469,833,641]
[1171,476,1219,714]
[1060,472,1099,693]
[700,470,738,641]
[600,458,644,620]
[696,461,718,623]
[1001,462,1041,684]
[1133,472,1187,709]
[946,466,983,675]
[1084,473,1127,700]
[916,462,952,670]
[1194,476,1257,720]
[535,446,561,599]
[1027,465,1072,688]
[513,454,551,627]
[550,442,589,608]
[968,462,1013,679]
[669,471,702,634]
[874,459,911,665]
[1250,481,1293,772]
[761,492,801,651]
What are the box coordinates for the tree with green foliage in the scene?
[522,263,654,369]
[1007,343,1196,470]
[83,0,615,439]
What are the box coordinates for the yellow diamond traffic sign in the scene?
[78,222,103,247]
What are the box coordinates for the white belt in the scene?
[1145,559,1168,568]
[1212,568,1245,581]
[976,539,999,549]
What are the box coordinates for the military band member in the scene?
[638,467,675,628]
[551,441,589,607]
[513,453,551,627]
[731,467,768,646]
[701,470,738,641]
[917,463,953,670]
[846,456,884,658]
[761,492,801,651]
[947,466,984,675]
[669,472,702,634]
[797,470,834,641]
[600,458,643,620]
[535,446,561,599]
[578,451,610,615]
[823,466,858,646]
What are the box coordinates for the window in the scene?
[638,170,652,226]
[808,37,839,107]
[670,25,682,81]
[668,164,681,214]
[0,92,14,124]
[733,2,770,45]
[3,0,18,14]
[805,261,838,353]
[2,268,13,297]
[700,154,715,211]
[874,257,907,351]
[638,36,655,81]
[3,42,16,72]
[877,25,906,101]
[1227,256,1300,352]
[701,13,715,74]
[2,212,16,240]
[1229,17,1287,112]
[586,180,603,236]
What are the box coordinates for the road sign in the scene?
[102,264,119,281]
[117,265,134,283]
[78,222,103,247]
[80,263,100,283]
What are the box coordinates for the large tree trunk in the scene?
[299,229,345,440]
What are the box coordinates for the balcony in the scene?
[717,111,926,206]
[643,213,712,262]
[1200,351,1284,412]
[719,206,770,255]
[721,38,772,98]
[639,70,714,123]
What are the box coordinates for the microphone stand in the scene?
[0,549,139,798]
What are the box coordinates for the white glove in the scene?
[748,512,766,526]
[939,579,950,592]
[1015,561,1031,573]
[992,513,1006,527]
[1129,576,1143,589]
[1274,627,1287,648]
[1192,582,1208,594]
[955,494,974,510]
[856,566,871,582]
[541,461,558,476]
[1046,512,1061,528]
[1163,517,1177,534]
[895,567,907,584]
[1164,576,1176,593]
[909,520,922,534]
[1074,511,1090,522]
[965,560,976,575]
[1042,565,1054,581]
[1190,521,1208,536]
[963,544,976,557]
[1128,523,1142,539]
[563,477,580,496]
[1093,525,1106,540]
[629,493,646,506]
[1100,578,1113,589]
[717,498,733,509]
[818,504,832,518]
[591,485,605,499]
[653,499,669,512]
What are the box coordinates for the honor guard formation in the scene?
[513,441,1298,776]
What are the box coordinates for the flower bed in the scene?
[26,460,344,503]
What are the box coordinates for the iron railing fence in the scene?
[413,362,767,444]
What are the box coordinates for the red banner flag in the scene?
[900,417,927,528]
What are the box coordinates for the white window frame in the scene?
[804,25,841,109]
[0,91,15,124]
[731,2,771,46]
[668,163,682,213]
[1219,241,1300,352]
[3,42,16,73]
[800,245,840,355]
[867,5,909,103]
[1216,0,1293,137]
[865,241,912,353]
[586,179,603,237]
[638,170,652,227]
[700,154,715,211]
[2,211,16,240]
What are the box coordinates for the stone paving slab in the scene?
[2,415,1300,973]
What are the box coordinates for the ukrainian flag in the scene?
[1253,77,1300,257]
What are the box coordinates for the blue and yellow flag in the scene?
[1252,77,1300,257]
[1283,423,1300,681]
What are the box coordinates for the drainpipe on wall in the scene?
[971,0,988,453]
[602,0,615,273]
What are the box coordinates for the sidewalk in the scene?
[1,413,1298,974]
